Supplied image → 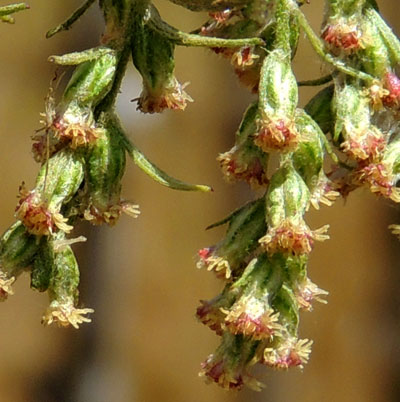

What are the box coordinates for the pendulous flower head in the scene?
[219,102,268,187]
[0,272,15,302]
[16,187,72,236]
[197,198,266,279]
[294,278,328,311]
[42,299,94,329]
[263,337,313,370]
[255,117,299,152]
[199,332,263,391]
[260,218,330,256]
[322,21,363,52]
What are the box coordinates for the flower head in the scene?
[309,172,340,209]
[196,286,238,335]
[322,21,363,52]
[340,126,385,161]
[42,300,94,329]
[197,198,266,279]
[263,337,313,370]
[295,278,328,311]
[0,272,15,301]
[218,148,268,187]
[84,201,140,226]
[255,117,299,152]
[260,218,329,256]
[15,187,72,236]
[354,162,400,202]
[199,333,263,391]
[136,79,193,113]
[224,300,282,339]
[382,72,400,108]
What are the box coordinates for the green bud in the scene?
[223,254,284,339]
[0,221,38,300]
[61,51,117,109]
[383,138,400,175]
[16,149,85,235]
[197,198,266,279]
[199,332,263,391]
[265,165,309,227]
[359,13,391,77]
[0,221,38,274]
[261,166,329,255]
[333,83,384,160]
[132,13,191,113]
[256,49,299,151]
[84,114,139,225]
[218,102,268,187]
[259,49,298,119]
[293,110,339,208]
[42,243,93,329]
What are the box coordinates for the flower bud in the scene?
[293,110,339,208]
[223,255,283,339]
[42,242,93,329]
[354,137,400,202]
[37,52,119,152]
[333,84,385,161]
[199,332,263,390]
[197,198,266,279]
[255,49,299,152]
[61,51,117,109]
[294,278,328,311]
[359,13,391,78]
[381,72,400,108]
[83,115,140,225]
[218,102,268,187]
[322,20,363,53]
[322,0,366,53]
[16,149,85,235]
[260,166,329,255]
[132,16,191,113]
[263,336,312,370]
[0,221,38,300]
[196,284,238,335]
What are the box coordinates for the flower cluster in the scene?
[0,0,218,327]
[1,0,400,392]
[192,0,400,391]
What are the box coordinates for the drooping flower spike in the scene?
[1,0,400,393]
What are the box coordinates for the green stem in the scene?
[298,74,333,86]
[0,2,29,16]
[46,0,96,38]
[147,4,264,48]
[0,2,29,23]
[274,0,291,54]
[94,1,134,115]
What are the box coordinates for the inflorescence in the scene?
[1,0,400,391]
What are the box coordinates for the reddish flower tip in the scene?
[322,24,362,51]
[255,119,299,152]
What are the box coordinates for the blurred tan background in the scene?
[0,1,399,401]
